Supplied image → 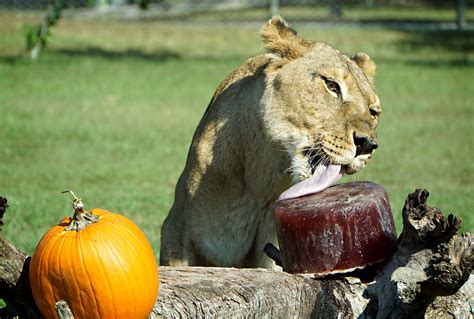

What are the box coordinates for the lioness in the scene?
[160,16,381,268]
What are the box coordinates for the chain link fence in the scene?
[1,0,473,29]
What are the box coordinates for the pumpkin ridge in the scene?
[45,230,64,318]
[113,217,154,259]
[102,214,153,260]
[107,224,143,316]
[117,223,158,300]
[110,216,158,315]
[56,234,69,313]
[109,222,141,257]
[31,233,53,317]
[107,226,139,317]
[80,214,120,243]
[98,228,131,317]
[113,221,158,295]
[89,232,116,317]
[62,234,82,317]
[77,232,100,318]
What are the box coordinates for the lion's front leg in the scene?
[251,209,281,270]
[159,202,194,266]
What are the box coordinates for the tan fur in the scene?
[260,16,312,59]
[160,16,381,268]
[352,52,377,85]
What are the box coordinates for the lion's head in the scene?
[260,16,380,189]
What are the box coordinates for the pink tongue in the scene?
[278,165,343,201]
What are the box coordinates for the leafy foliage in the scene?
[23,0,65,61]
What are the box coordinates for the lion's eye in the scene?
[322,77,341,98]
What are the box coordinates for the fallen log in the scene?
[0,197,41,318]
[1,190,472,318]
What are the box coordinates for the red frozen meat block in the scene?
[274,181,397,275]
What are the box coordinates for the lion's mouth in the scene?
[278,148,345,201]
[278,164,344,201]
[303,147,349,175]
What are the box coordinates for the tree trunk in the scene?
[153,267,473,319]
[0,197,42,318]
[1,190,472,318]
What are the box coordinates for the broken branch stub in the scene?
[400,188,462,248]
[369,188,473,319]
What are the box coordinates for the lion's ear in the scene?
[352,52,376,84]
[261,15,309,60]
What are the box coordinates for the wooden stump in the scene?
[0,197,41,318]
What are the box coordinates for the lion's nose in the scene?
[354,134,378,156]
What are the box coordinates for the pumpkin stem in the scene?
[62,190,99,231]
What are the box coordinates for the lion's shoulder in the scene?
[212,54,271,101]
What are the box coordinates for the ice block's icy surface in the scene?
[274,181,397,275]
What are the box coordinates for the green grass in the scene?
[0,14,473,261]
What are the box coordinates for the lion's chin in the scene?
[345,164,359,175]
[345,155,371,174]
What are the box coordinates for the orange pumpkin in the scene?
[29,192,159,319]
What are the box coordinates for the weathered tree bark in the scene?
[364,189,473,319]
[153,266,373,318]
[0,197,42,318]
[1,190,472,318]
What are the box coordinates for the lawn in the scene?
[0,13,473,261]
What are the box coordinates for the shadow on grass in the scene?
[375,56,474,68]
[405,30,474,52]
[402,58,474,67]
[53,46,182,61]
[395,29,474,65]
[0,55,21,64]
[0,46,182,64]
